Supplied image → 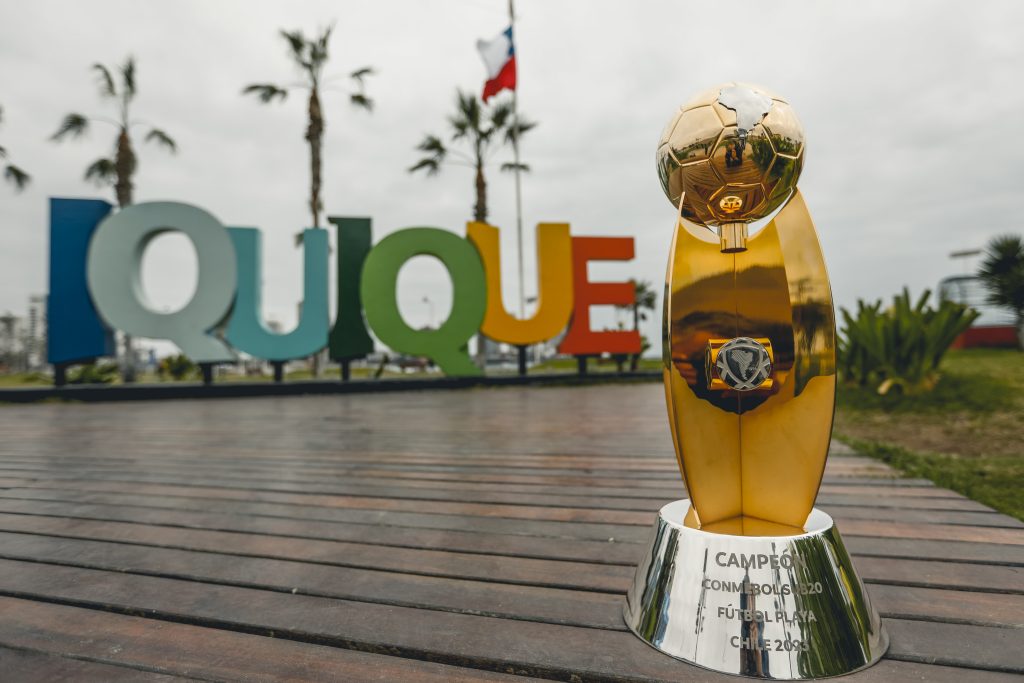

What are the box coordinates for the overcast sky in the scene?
[1,0,1022,354]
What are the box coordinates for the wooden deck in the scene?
[0,383,1020,682]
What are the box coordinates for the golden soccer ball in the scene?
[657,83,804,226]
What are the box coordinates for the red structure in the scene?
[951,325,1019,349]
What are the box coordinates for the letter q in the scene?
[86,202,237,363]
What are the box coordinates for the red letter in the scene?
[558,236,641,355]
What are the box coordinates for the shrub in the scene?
[159,354,197,381]
[67,361,119,385]
[838,288,978,395]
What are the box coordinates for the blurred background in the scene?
[2,0,1022,362]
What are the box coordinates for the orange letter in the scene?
[467,221,573,345]
[558,236,641,355]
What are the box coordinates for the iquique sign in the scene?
[47,198,641,375]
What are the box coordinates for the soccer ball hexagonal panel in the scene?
[657,83,805,227]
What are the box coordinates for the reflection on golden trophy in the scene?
[624,83,887,679]
[657,82,833,534]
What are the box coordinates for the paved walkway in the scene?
[0,384,1020,681]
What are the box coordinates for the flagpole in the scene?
[508,0,525,321]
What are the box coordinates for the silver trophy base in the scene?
[624,500,888,679]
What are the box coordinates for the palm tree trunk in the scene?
[473,164,487,223]
[115,127,137,383]
[306,89,325,376]
[114,128,135,209]
[306,89,324,229]
[473,161,489,368]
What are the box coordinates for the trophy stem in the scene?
[718,222,748,253]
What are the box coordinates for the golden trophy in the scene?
[623,83,888,678]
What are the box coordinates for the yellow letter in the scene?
[466,222,573,345]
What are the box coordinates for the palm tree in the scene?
[409,89,535,224]
[243,26,374,233]
[978,235,1024,349]
[51,56,177,383]
[617,279,658,371]
[51,57,177,209]
[0,106,31,191]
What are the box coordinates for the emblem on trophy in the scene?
[624,83,889,678]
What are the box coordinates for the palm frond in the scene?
[0,144,6,159]
[310,25,333,67]
[350,66,374,86]
[448,114,471,141]
[242,84,288,103]
[280,29,308,64]
[51,113,89,141]
[500,162,530,173]
[120,57,136,98]
[489,100,513,129]
[92,63,117,98]
[408,158,441,176]
[416,135,446,155]
[4,164,30,191]
[455,90,481,132]
[410,134,446,175]
[350,93,373,111]
[145,128,177,153]
[505,118,537,145]
[84,158,116,186]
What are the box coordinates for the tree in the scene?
[52,57,176,209]
[409,89,535,224]
[243,26,374,233]
[617,279,658,371]
[51,56,177,382]
[0,106,31,191]
[978,235,1024,349]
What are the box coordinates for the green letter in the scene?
[361,228,485,376]
[328,216,374,361]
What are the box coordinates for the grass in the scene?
[0,356,663,387]
[834,348,1024,520]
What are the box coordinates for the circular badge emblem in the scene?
[719,195,743,213]
[715,337,772,391]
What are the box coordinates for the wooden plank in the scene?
[837,519,1024,546]
[0,597,549,683]
[2,478,1016,527]
[0,515,1019,613]
[0,502,649,565]
[2,470,991,512]
[0,494,649,543]
[0,529,632,593]
[0,525,1020,631]
[0,647,196,682]
[0,462,940,491]
[2,486,1021,550]
[0,566,1019,680]
[2,499,1022,575]
[886,618,1024,673]
[866,584,1024,628]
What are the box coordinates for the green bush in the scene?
[838,288,978,395]
[67,361,119,385]
[159,354,197,380]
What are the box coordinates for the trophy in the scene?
[623,83,888,678]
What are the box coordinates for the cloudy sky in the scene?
[1,0,1022,353]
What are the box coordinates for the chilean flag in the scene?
[477,27,516,102]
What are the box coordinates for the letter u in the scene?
[225,228,329,360]
[466,222,573,345]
